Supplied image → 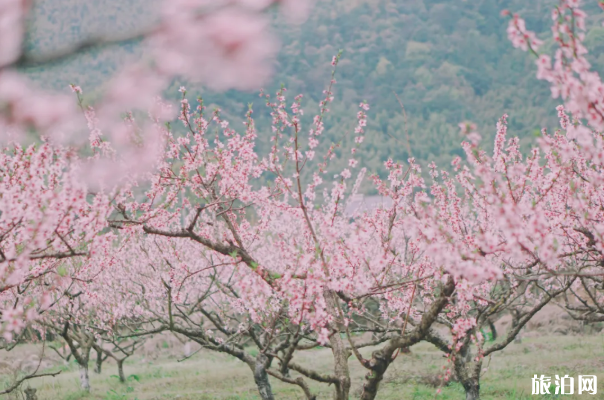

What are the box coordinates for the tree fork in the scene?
[360,276,455,400]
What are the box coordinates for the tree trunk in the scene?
[24,388,38,400]
[94,347,103,374]
[252,354,275,400]
[60,325,93,392]
[359,349,390,400]
[462,379,480,400]
[324,289,351,400]
[360,276,456,400]
[455,352,481,400]
[117,359,126,383]
[79,365,91,392]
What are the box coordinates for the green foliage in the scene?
[57,265,68,277]
[480,328,495,342]
[21,0,604,179]
[193,0,604,176]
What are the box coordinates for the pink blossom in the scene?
[0,72,79,143]
[153,7,278,91]
[0,0,25,68]
[507,14,542,52]
[69,84,82,94]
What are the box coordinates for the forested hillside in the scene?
[20,0,604,172]
[208,0,604,172]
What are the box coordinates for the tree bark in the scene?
[453,342,482,400]
[360,276,455,400]
[117,359,126,383]
[94,347,103,374]
[511,310,522,343]
[359,348,390,400]
[253,354,275,400]
[462,379,480,400]
[324,289,351,400]
[79,365,91,392]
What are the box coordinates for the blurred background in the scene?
[18,0,604,178]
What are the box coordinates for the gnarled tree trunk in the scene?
[252,354,275,400]
[359,348,391,400]
[453,342,483,400]
[360,276,455,400]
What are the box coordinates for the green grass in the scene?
[2,335,603,399]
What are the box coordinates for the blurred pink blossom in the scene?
[0,71,79,143]
[0,0,25,68]
[153,6,278,90]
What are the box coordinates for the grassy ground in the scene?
[2,335,604,399]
